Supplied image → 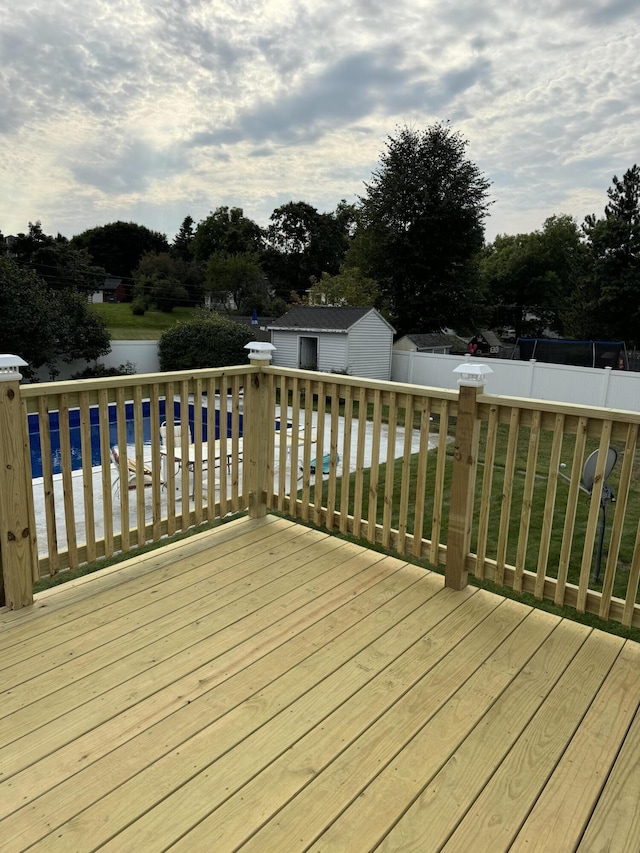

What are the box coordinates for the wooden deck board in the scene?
[1,515,639,853]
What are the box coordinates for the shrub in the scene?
[131,297,146,316]
[71,361,136,379]
[158,313,254,371]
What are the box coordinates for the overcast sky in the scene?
[1,0,638,244]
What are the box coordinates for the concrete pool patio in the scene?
[32,409,436,561]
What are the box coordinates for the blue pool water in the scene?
[28,400,243,479]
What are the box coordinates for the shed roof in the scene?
[268,306,394,333]
[403,333,453,350]
[480,329,502,348]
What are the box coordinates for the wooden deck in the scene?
[1,515,639,852]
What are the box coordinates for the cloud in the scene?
[1,0,639,247]
[186,48,492,150]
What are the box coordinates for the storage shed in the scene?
[394,333,453,354]
[268,306,395,380]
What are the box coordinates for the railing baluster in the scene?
[149,382,163,538]
[352,386,367,540]
[577,420,613,612]
[133,384,147,545]
[300,378,313,522]
[205,376,217,522]
[495,407,520,587]
[367,389,382,545]
[475,403,498,580]
[191,378,204,524]
[326,382,340,531]
[514,409,541,593]
[58,393,78,570]
[178,379,190,525]
[276,374,288,513]
[288,377,300,518]
[218,376,228,520]
[411,397,430,561]
[98,388,114,559]
[556,416,588,606]
[536,413,565,599]
[230,375,241,512]
[313,380,327,526]
[339,385,353,536]
[266,372,276,510]
[623,517,640,627]
[430,399,449,566]
[382,390,397,549]
[600,422,638,620]
[397,393,414,556]
[38,395,58,576]
[78,390,96,565]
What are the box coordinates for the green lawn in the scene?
[89,303,199,339]
[316,419,640,606]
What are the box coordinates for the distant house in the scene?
[394,333,453,354]
[229,314,275,343]
[91,277,127,304]
[268,306,395,380]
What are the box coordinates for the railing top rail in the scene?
[21,364,254,399]
[262,365,460,402]
[479,391,640,424]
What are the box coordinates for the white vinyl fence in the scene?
[392,350,640,412]
[33,341,161,382]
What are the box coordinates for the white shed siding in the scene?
[348,312,393,379]
[271,330,299,368]
[317,332,349,372]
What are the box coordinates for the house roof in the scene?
[403,333,453,350]
[228,315,275,342]
[102,277,124,291]
[268,306,394,333]
[480,329,502,348]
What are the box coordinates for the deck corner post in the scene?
[244,343,275,519]
[0,355,36,609]
[445,362,490,591]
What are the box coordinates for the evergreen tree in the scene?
[353,123,491,336]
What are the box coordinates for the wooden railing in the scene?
[260,366,640,629]
[1,356,640,629]
[0,365,250,606]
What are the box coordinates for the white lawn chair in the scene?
[111,447,153,497]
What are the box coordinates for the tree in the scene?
[11,222,106,293]
[352,123,492,336]
[262,201,354,298]
[171,216,195,261]
[132,253,190,312]
[71,221,169,282]
[158,312,253,371]
[204,252,270,313]
[575,165,640,343]
[307,268,381,308]
[481,215,586,339]
[0,257,110,379]
[192,207,263,263]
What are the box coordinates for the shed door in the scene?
[299,336,318,370]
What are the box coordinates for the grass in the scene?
[89,303,198,340]
[313,417,640,609]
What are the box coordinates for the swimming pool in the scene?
[28,400,243,479]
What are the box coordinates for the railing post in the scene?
[244,342,275,519]
[445,361,492,591]
[0,355,36,609]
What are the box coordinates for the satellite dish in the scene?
[582,448,617,493]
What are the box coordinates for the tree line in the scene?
[2,121,640,379]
